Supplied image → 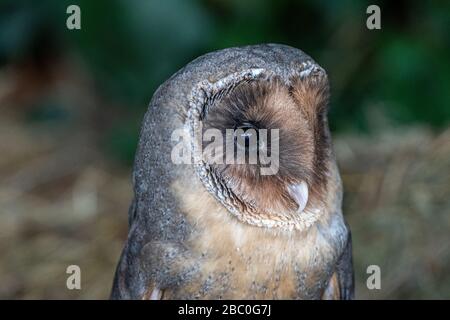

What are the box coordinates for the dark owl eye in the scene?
[234,122,259,151]
[236,122,256,131]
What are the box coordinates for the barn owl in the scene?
[111,44,354,300]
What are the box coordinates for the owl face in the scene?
[199,74,331,219]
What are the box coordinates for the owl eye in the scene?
[236,121,257,131]
[234,122,259,151]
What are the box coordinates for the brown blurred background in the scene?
[0,0,449,299]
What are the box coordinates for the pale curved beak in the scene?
[288,180,309,213]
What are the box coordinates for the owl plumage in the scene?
[111,44,354,300]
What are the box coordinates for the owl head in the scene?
[184,62,332,230]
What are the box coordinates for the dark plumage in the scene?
[111,44,354,300]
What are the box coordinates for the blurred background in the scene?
[0,0,449,299]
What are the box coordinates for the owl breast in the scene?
[162,179,339,299]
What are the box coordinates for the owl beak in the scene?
[288,181,309,213]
